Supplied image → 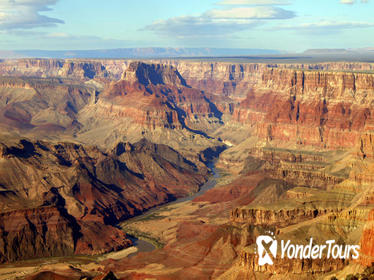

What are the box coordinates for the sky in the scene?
[0,0,373,52]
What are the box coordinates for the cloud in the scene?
[144,16,258,39]
[0,0,63,30]
[276,20,374,33]
[46,32,70,38]
[340,0,355,4]
[206,7,294,19]
[217,0,291,5]
[144,6,295,39]
[283,21,374,29]
[340,0,369,4]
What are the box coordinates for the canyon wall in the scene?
[2,59,374,277]
[239,249,348,275]
[1,58,373,96]
[231,207,339,226]
[0,59,126,80]
[0,138,208,262]
[3,59,374,152]
[232,68,374,151]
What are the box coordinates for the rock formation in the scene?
[0,59,374,279]
[0,138,207,262]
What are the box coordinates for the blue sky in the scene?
[0,0,373,51]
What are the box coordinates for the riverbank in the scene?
[119,163,222,256]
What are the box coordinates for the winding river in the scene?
[126,162,221,256]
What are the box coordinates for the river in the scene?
[126,162,221,256]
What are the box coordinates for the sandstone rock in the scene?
[0,138,208,262]
[231,207,339,226]
[239,248,347,274]
[121,61,187,87]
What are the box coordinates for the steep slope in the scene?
[0,138,208,262]
[0,59,120,81]
[2,59,374,278]
[232,68,374,149]
[214,66,374,278]
[102,62,224,130]
[76,62,227,155]
[0,76,95,139]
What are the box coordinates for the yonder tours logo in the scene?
[256,232,360,266]
[256,232,278,265]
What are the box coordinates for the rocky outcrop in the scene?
[99,61,227,133]
[1,58,373,96]
[359,132,374,159]
[264,167,344,189]
[2,59,374,151]
[0,138,208,262]
[93,271,119,280]
[233,68,374,149]
[156,61,374,100]
[279,62,374,72]
[258,68,374,97]
[359,209,374,266]
[25,271,75,280]
[163,62,265,100]
[231,207,339,226]
[1,59,374,278]
[239,249,348,274]
[0,59,120,80]
[0,76,94,132]
[0,206,78,262]
[121,62,187,87]
[244,147,346,189]
[250,147,327,164]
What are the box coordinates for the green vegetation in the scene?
[123,226,164,249]
[262,146,326,156]
[132,212,166,222]
[329,166,352,178]
[241,156,264,174]
[245,185,354,211]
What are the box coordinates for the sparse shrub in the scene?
[345,274,358,280]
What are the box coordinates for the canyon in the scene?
[0,58,374,279]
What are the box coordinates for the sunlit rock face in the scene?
[1,59,374,279]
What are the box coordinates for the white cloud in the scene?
[277,20,374,31]
[46,32,70,38]
[340,0,355,4]
[217,0,291,5]
[144,16,258,39]
[340,0,369,4]
[206,7,294,19]
[0,0,63,30]
[144,6,295,40]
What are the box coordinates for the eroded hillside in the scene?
[0,59,374,279]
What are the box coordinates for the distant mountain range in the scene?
[0,48,281,59]
[1,47,374,61]
[303,48,374,55]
